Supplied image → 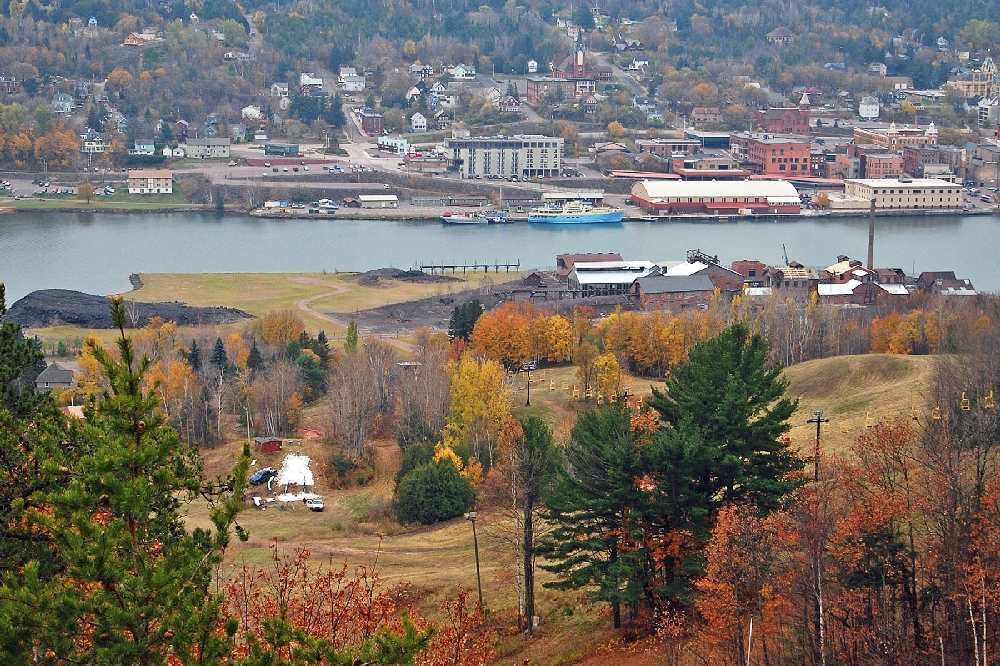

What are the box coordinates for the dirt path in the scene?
[288,276,416,353]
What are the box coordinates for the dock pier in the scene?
[420,261,521,274]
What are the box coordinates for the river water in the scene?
[1,211,997,302]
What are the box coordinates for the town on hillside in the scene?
[0,2,999,217]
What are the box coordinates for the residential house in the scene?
[231,123,246,143]
[451,64,476,80]
[0,75,20,94]
[633,97,658,114]
[127,169,173,194]
[691,107,722,126]
[582,95,599,114]
[241,105,263,121]
[270,82,289,98]
[299,72,323,89]
[868,62,888,76]
[123,32,143,46]
[633,275,715,311]
[188,12,198,22]
[527,59,538,73]
[174,119,189,142]
[342,75,366,92]
[410,112,427,132]
[130,139,155,155]
[408,63,433,80]
[859,95,880,120]
[338,66,357,82]
[614,36,644,53]
[766,27,797,44]
[51,92,73,115]
[498,95,522,115]
[80,128,105,154]
[34,363,76,391]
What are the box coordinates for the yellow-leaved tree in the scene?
[444,352,512,469]
[593,352,621,399]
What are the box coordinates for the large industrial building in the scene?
[842,178,962,210]
[444,135,564,179]
[630,180,802,215]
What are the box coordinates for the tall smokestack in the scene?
[867,198,876,270]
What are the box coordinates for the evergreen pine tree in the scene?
[247,339,264,374]
[210,336,228,372]
[647,323,801,511]
[0,283,46,416]
[0,296,249,663]
[187,338,201,371]
[538,406,651,628]
[448,300,482,342]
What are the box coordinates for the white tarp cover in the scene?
[275,454,314,488]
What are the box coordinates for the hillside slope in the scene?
[782,354,937,455]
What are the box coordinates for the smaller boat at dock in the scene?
[441,210,488,224]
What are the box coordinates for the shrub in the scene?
[395,441,435,485]
[395,460,475,525]
[331,450,355,478]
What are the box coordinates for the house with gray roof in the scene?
[34,362,76,391]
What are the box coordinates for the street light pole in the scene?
[523,360,536,406]
[465,512,483,607]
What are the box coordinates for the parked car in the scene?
[305,498,325,512]
[264,162,271,167]
[249,467,278,485]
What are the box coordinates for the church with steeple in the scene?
[551,35,593,79]
[754,93,812,135]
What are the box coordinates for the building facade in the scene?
[630,180,802,215]
[444,134,564,179]
[843,178,961,210]
[186,138,231,159]
[746,137,811,176]
[128,169,173,194]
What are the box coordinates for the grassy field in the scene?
[133,271,521,335]
[9,187,197,211]
[783,353,936,455]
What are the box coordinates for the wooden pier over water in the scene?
[420,261,521,274]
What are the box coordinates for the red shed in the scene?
[254,436,283,453]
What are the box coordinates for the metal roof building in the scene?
[630,179,801,216]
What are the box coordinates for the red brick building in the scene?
[746,137,811,176]
[358,107,384,135]
[633,275,715,311]
[755,96,811,135]
[862,153,904,179]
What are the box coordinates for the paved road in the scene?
[591,51,646,98]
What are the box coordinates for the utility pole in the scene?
[465,512,483,607]
[807,410,829,482]
[523,360,535,406]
